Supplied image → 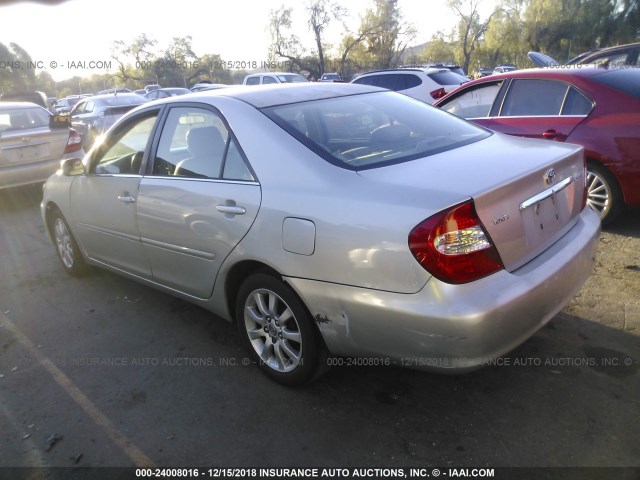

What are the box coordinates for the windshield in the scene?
[263,91,490,170]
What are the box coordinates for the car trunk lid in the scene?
[358,132,586,273]
[0,127,68,166]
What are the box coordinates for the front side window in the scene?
[262,76,278,84]
[92,113,158,175]
[264,91,490,170]
[439,82,503,119]
[152,106,254,181]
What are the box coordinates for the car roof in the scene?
[188,82,383,108]
[359,67,449,76]
[83,92,146,101]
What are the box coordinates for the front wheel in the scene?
[50,209,87,275]
[236,273,319,386]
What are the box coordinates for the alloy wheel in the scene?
[243,288,303,373]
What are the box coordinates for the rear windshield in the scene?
[428,70,466,86]
[0,106,50,131]
[592,68,640,99]
[262,91,490,170]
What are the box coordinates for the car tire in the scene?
[236,273,320,386]
[49,209,87,275]
[586,162,623,226]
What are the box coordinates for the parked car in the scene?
[70,93,148,148]
[52,95,83,115]
[319,72,343,82]
[434,67,640,224]
[191,82,228,92]
[243,72,309,85]
[424,64,469,79]
[473,67,494,79]
[1,90,49,110]
[41,83,599,384]
[190,83,229,92]
[144,88,190,100]
[528,42,640,68]
[144,84,161,93]
[97,88,132,95]
[0,102,82,190]
[351,67,466,104]
[492,64,517,74]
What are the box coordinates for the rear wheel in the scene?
[586,163,623,226]
[50,209,87,275]
[236,273,319,386]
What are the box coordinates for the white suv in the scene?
[351,68,466,104]
[243,72,309,85]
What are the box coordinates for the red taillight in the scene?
[64,128,83,154]
[430,87,446,100]
[408,201,504,284]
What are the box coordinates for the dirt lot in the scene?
[0,187,638,479]
[565,211,640,333]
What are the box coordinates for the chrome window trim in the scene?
[519,176,573,211]
[142,175,259,186]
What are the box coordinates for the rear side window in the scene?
[245,76,260,85]
[262,76,278,84]
[428,71,465,86]
[561,87,593,115]
[152,106,254,181]
[500,79,567,116]
[263,91,490,170]
[592,69,640,99]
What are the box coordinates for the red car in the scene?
[434,67,640,224]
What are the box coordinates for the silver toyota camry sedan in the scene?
[41,83,600,385]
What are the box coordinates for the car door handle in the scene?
[117,195,136,204]
[216,205,246,215]
[542,129,559,139]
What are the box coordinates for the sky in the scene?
[0,0,497,82]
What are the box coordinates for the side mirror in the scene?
[60,157,85,176]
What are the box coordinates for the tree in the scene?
[268,1,346,79]
[358,0,416,70]
[448,0,500,74]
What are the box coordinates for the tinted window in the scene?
[152,106,253,181]
[501,79,568,116]
[592,69,640,99]
[428,71,465,85]
[245,76,260,85]
[361,73,421,91]
[561,87,593,115]
[263,91,490,170]
[439,82,503,118]
[262,76,278,84]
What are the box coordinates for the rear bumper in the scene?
[286,207,601,371]
[0,158,61,190]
